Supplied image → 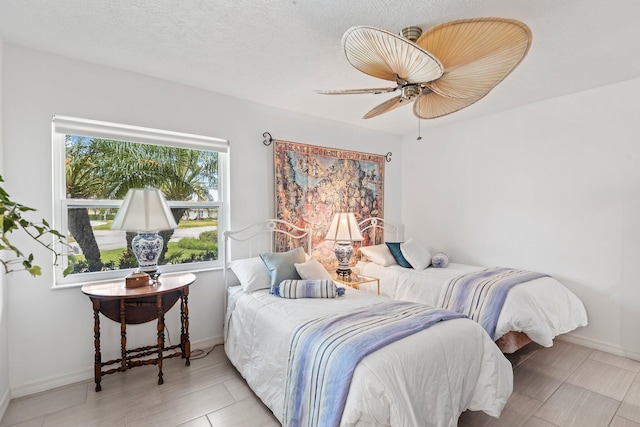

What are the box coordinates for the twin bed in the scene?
[354,218,588,353]
[222,218,587,426]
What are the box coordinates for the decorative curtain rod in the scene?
[262,132,274,146]
[262,131,392,162]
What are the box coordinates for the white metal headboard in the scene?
[223,219,312,288]
[358,217,402,245]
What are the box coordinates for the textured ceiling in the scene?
[1,0,639,136]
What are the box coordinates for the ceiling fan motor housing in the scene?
[400,26,423,42]
[400,85,421,101]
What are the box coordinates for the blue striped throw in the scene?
[439,267,547,339]
[283,301,464,427]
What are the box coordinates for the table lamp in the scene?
[111,188,177,278]
[325,212,363,278]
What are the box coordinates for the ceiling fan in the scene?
[317,18,532,120]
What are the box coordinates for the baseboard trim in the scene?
[557,332,640,361]
[192,336,224,353]
[0,387,10,423]
[11,332,637,399]
[10,335,224,399]
[11,369,93,399]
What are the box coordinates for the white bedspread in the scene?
[224,286,513,427]
[357,261,588,347]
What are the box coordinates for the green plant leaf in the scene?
[1,173,68,278]
[28,265,42,276]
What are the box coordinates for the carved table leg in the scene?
[92,298,102,392]
[157,294,164,385]
[181,288,191,366]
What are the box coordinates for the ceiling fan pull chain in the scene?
[417,102,422,141]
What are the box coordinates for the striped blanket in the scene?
[438,267,547,339]
[283,301,464,427]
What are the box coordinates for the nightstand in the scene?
[332,271,380,295]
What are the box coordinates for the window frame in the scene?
[52,115,229,288]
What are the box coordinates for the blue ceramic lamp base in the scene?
[334,241,354,278]
[132,231,164,275]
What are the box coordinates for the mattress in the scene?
[356,261,588,348]
[224,285,513,427]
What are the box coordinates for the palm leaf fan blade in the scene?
[416,18,532,99]
[343,26,443,83]
[413,92,483,119]
[316,87,398,95]
[363,95,410,119]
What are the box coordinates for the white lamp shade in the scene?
[325,212,363,242]
[111,188,178,232]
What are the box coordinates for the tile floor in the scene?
[458,341,640,427]
[1,341,640,426]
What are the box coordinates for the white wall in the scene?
[0,37,11,416]
[402,77,640,359]
[2,43,402,395]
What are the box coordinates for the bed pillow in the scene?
[400,238,432,270]
[385,242,412,268]
[260,247,306,287]
[295,258,332,280]
[359,244,397,267]
[272,279,345,299]
[431,252,450,268]
[229,257,272,293]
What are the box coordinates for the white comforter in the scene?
[357,261,588,347]
[224,286,513,427]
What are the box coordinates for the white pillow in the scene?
[359,244,397,267]
[295,258,332,280]
[400,238,432,270]
[229,257,271,293]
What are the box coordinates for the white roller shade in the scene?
[53,115,228,153]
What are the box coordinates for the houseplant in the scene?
[0,175,71,276]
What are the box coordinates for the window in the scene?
[52,116,229,287]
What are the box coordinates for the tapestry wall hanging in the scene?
[274,140,385,269]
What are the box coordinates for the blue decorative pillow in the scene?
[431,252,450,268]
[260,247,306,287]
[385,242,412,268]
[272,280,345,299]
